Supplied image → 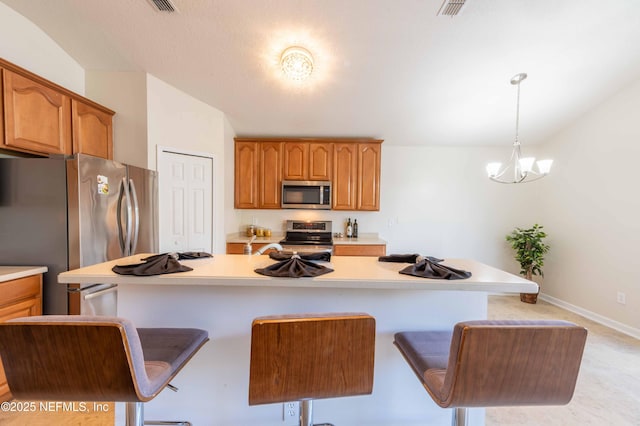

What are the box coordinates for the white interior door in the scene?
[158,149,213,253]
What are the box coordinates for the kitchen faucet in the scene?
[244,235,283,255]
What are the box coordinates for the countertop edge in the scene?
[0,266,48,283]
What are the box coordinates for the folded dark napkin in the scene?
[112,252,201,276]
[175,251,213,260]
[268,251,331,262]
[378,254,443,263]
[255,254,334,278]
[399,257,471,280]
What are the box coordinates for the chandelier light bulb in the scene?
[486,162,502,178]
[280,46,314,81]
[536,159,553,174]
[518,157,535,173]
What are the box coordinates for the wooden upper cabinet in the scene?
[283,142,333,181]
[72,99,114,159]
[235,138,381,211]
[283,142,309,180]
[357,143,381,210]
[309,143,333,180]
[2,69,72,156]
[333,141,381,211]
[235,141,260,208]
[259,142,282,208]
[332,143,358,210]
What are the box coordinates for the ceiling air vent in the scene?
[147,0,179,13]
[437,0,467,17]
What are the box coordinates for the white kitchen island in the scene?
[59,254,537,426]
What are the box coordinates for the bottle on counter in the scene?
[346,218,353,238]
[353,219,358,238]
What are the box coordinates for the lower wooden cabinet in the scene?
[333,244,386,257]
[0,274,43,402]
[227,242,386,256]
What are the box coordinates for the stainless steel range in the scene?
[280,220,333,253]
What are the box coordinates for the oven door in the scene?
[280,244,333,255]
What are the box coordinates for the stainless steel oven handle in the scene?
[83,284,118,301]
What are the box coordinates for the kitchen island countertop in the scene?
[58,253,536,294]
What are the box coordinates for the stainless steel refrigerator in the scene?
[0,154,158,315]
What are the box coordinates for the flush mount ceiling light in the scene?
[280,46,314,81]
[486,73,553,184]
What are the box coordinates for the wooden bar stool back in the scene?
[249,313,376,426]
[394,320,587,426]
[0,315,209,426]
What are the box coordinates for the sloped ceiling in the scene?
[2,0,640,146]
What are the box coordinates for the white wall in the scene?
[0,2,84,94]
[146,75,227,253]
[85,71,149,168]
[538,76,640,332]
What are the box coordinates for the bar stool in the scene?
[394,320,587,426]
[249,313,376,426]
[0,315,209,426]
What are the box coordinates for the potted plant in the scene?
[505,224,550,304]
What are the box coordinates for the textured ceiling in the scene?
[3,0,640,146]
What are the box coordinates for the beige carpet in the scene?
[487,295,640,426]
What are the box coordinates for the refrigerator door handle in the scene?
[117,177,133,256]
[82,284,118,301]
[129,178,140,255]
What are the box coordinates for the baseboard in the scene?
[539,293,640,340]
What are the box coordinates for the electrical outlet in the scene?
[617,292,626,305]
[282,401,299,423]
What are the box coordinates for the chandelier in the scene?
[486,73,552,184]
[280,46,314,81]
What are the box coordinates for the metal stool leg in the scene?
[298,400,334,426]
[300,400,313,426]
[126,402,144,426]
[125,400,192,426]
[451,407,468,426]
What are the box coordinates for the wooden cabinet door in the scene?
[283,142,308,180]
[235,141,260,208]
[259,142,282,208]
[72,99,114,159]
[333,244,386,256]
[309,143,333,180]
[357,143,381,211]
[2,69,71,155]
[332,143,358,210]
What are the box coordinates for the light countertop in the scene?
[0,266,48,283]
[226,232,284,244]
[226,232,386,245]
[58,254,536,293]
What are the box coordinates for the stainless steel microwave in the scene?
[281,180,331,209]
